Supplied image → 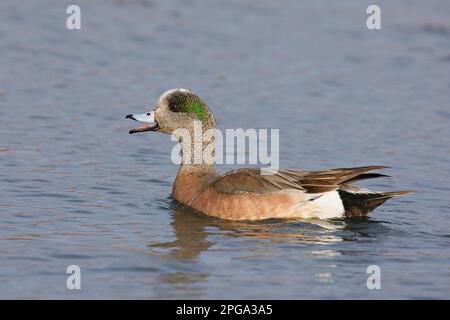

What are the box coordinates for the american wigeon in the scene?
[126,88,412,220]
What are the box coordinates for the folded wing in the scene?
[211,166,390,194]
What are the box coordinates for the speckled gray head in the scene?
[126,88,216,134]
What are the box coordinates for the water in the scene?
[1,0,449,299]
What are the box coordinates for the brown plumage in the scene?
[183,166,412,220]
[210,166,389,194]
[127,89,413,220]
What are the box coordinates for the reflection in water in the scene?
[148,201,367,261]
[148,201,389,294]
[148,200,392,261]
[149,204,215,260]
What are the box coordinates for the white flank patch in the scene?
[313,191,345,219]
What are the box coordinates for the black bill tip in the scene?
[126,114,136,121]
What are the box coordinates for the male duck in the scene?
[126,88,411,220]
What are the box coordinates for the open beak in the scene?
[126,111,159,134]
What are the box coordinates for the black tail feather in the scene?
[338,189,414,217]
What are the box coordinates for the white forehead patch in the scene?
[158,88,193,103]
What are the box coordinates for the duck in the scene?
[126,88,412,221]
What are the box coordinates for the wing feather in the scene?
[210,166,389,194]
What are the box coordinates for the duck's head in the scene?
[126,88,216,135]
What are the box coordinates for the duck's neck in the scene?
[172,124,219,205]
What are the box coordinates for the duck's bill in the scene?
[126,111,159,134]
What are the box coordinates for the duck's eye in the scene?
[147,113,151,116]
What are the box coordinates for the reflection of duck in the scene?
[149,202,351,261]
[148,203,390,296]
[127,88,412,220]
[149,203,214,260]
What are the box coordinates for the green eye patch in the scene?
[184,100,207,121]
